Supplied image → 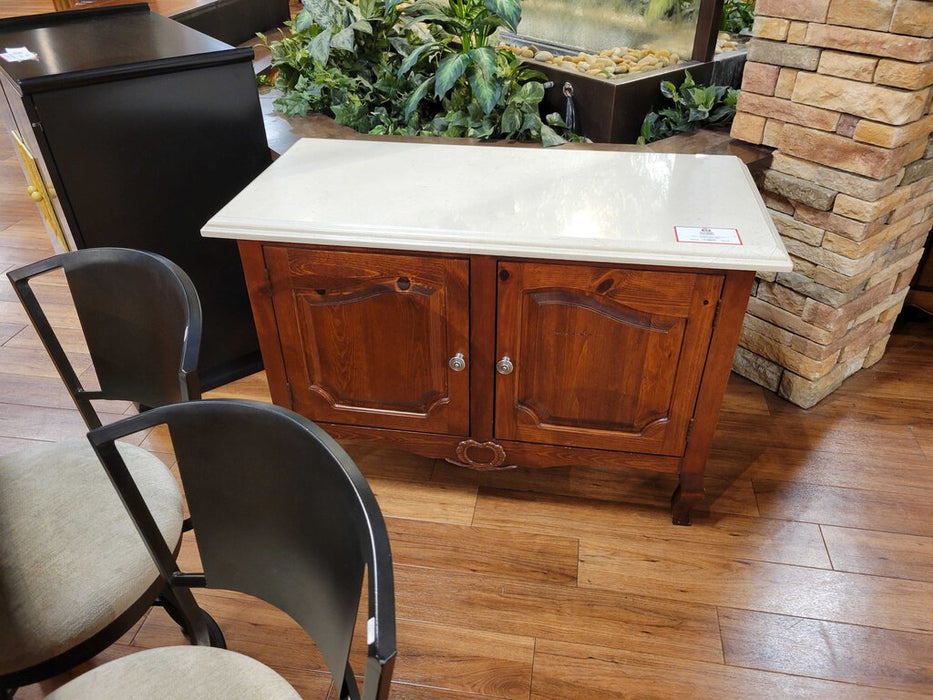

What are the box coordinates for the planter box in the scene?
[535,49,747,144]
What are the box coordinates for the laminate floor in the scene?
[1,23,932,700]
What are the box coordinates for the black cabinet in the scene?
[173,0,291,46]
[0,4,270,389]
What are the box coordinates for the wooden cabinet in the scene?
[243,242,754,524]
[204,138,791,524]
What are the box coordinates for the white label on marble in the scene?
[674,226,742,245]
[1,47,38,62]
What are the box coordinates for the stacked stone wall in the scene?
[730,0,933,407]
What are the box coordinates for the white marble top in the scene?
[202,138,792,272]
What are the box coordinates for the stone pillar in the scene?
[729,0,933,407]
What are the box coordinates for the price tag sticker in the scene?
[674,226,742,245]
[1,47,39,62]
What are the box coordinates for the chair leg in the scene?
[155,590,227,649]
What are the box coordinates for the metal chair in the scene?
[0,248,216,696]
[47,399,396,700]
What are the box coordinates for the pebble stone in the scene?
[500,32,742,82]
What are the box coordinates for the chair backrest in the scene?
[7,247,202,428]
[87,399,397,700]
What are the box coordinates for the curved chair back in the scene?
[89,399,397,700]
[8,247,202,427]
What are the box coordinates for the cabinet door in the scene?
[495,262,723,455]
[265,246,471,435]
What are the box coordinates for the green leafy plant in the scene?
[636,70,738,144]
[260,0,420,133]
[260,0,584,145]
[720,0,755,34]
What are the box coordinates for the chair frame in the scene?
[87,399,397,700]
[1,248,212,693]
[7,247,202,428]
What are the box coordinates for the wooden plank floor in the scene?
[2,14,933,699]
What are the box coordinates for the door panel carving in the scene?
[265,246,470,434]
[495,262,723,455]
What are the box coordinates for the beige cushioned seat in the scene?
[46,646,301,699]
[0,439,182,675]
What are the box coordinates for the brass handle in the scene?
[448,353,466,372]
[496,356,514,375]
[445,439,516,471]
[26,185,42,202]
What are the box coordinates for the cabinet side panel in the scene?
[239,240,292,407]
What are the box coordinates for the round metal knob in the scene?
[448,353,466,372]
[496,356,514,375]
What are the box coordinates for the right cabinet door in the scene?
[494,261,724,456]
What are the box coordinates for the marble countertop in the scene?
[202,137,792,272]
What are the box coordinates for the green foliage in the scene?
[720,0,755,34]
[636,71,738,144]
[261,0,585,145]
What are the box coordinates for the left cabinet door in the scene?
[265,246,471,435]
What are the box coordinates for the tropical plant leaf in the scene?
[409,21,434,43]
[435,53,472,99]
[545,111,568,128]
[659,80,678,100]
[309,28,333,64]
[501,104,521,133]
[708,105,734,122]
[540,123,566,147]
[388,36,412,54]
[688,107,710,122]
[331,26,356,51]
[345,0,362,21]
[483,0,521,31]
[304,0,343,30]
[293,8,315,31]
[398,41,439,75]
[466,63,500,114]
[517,80,544,105]
[469,47,497,79]
[350,19,373,34]
[658,107,683,122]
[403,76,435,118]
[520,110,540,132]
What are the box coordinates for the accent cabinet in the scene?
[241,240,753,524]
[203,138,793,524]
